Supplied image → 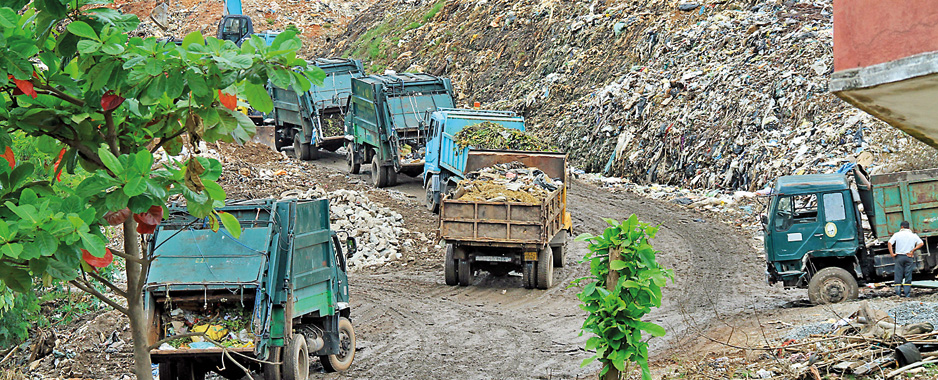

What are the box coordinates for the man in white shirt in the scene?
[888,221,924,297]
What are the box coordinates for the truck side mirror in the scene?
[761,214,768,231]
[346,237,357,257]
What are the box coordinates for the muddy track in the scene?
[309,167,796,378]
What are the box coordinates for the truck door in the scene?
[819,191,859,255]
[771,193,825,262]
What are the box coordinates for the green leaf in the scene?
[35,0,67,19]
[186,70,209,97]
[78,230,105,258]
[98,146,123,175]
[106,189,130,210]
[134,150,153,174]
[123,176,147,197]
[66,21,98,40]
[0,8,19,29]
[181,30,204,48]
[610,260,627,271]
[202,180,226,201]
[243,82,273,113]
[635,321,666,337]
[86,7,140,32]
[34,231,58,256]
[0,243,23,259]
[0,264,31,292]
[46,259,78,280]
[218,211,241,238]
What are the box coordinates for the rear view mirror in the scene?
[346,237,357,257]
[761,214,768,230]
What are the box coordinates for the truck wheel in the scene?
[426,186,440,213]
[274,136,285,152]
[457,259,472,286]
[371,155,388,188]
[444,244,458,286]
[551,231,568,268]
[308,145,321,160]
[522,262,536,289]
[536,246,554,289]
[807,267,859,305]
[283,334,309,380]
[321,317,356,372]
[385,166,397,187]
[346,144,361,174]
[293,135,311,160]
[262,347,282,380]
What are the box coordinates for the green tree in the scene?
[0,0,324,377]
[573,216,674,380]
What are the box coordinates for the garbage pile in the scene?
[454,161,561,203]
[706,302,938,379]
[399,143,425,164]
[157,304,255,350]
[320,0,938,193]
[321,117,345,137]
[454,122,553,152]
[281,186,407,270]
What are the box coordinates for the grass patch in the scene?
[423,0,446,22]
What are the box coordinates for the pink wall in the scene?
[834,0,938,71]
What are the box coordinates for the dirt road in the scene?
[290,149,797,379]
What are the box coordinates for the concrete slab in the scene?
[831,50,938,149]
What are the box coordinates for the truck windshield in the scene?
[775,194,818,231]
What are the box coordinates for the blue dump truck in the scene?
[764,166,938,304]
[145,199,356,379]
[345,74,455,188]
[422,108,526,213]
[269,58,366,160]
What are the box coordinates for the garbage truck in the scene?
[345,73,455,188]
[145,199,356,380]
[438,151,572,289]
[422,108,526,213]
[269,58,365,160]
[764,166,938,304]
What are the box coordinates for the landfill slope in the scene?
[320,0,938,191]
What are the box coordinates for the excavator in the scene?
[216,0,280,46]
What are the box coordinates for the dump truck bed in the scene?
[439,150,568,249]
[862,167,938,240]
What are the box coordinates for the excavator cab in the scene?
[217,15,254,46]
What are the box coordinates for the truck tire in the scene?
[807,267,859,305]
[522,262,536,289]
[283,334,310,380]
[444,244,458,286]
[371,155,388,188]
[294,135,311,160]
[263,347,282,380]
[457,259,472,286]
[551,230,568,268]
[426,186,440,213]
[321,317,356,372]
[308,145,321,160]
[536,246,554,289]
[346,143,361,174]
[385,166,397,187]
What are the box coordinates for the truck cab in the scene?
[764,174,863,301]
[765,167,938,304]
[422,108,525,212]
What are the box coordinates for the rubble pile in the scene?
[281,186,410,270]
[454,122,553,152]
[157,304,254,350]
[322,0,938,193]
[455,161,561,203]
[694,302,938,379]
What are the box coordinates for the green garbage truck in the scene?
[764,166,938,304]
[345,73,455,188]
[145,199,356,379]
[269,58,365,160]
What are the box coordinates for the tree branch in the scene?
[87,270,128,299]
[150,128,187,153]
[104,111,119,153]
[69,278,129,315]
[34,84,84,107]
[109,247,148,265]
